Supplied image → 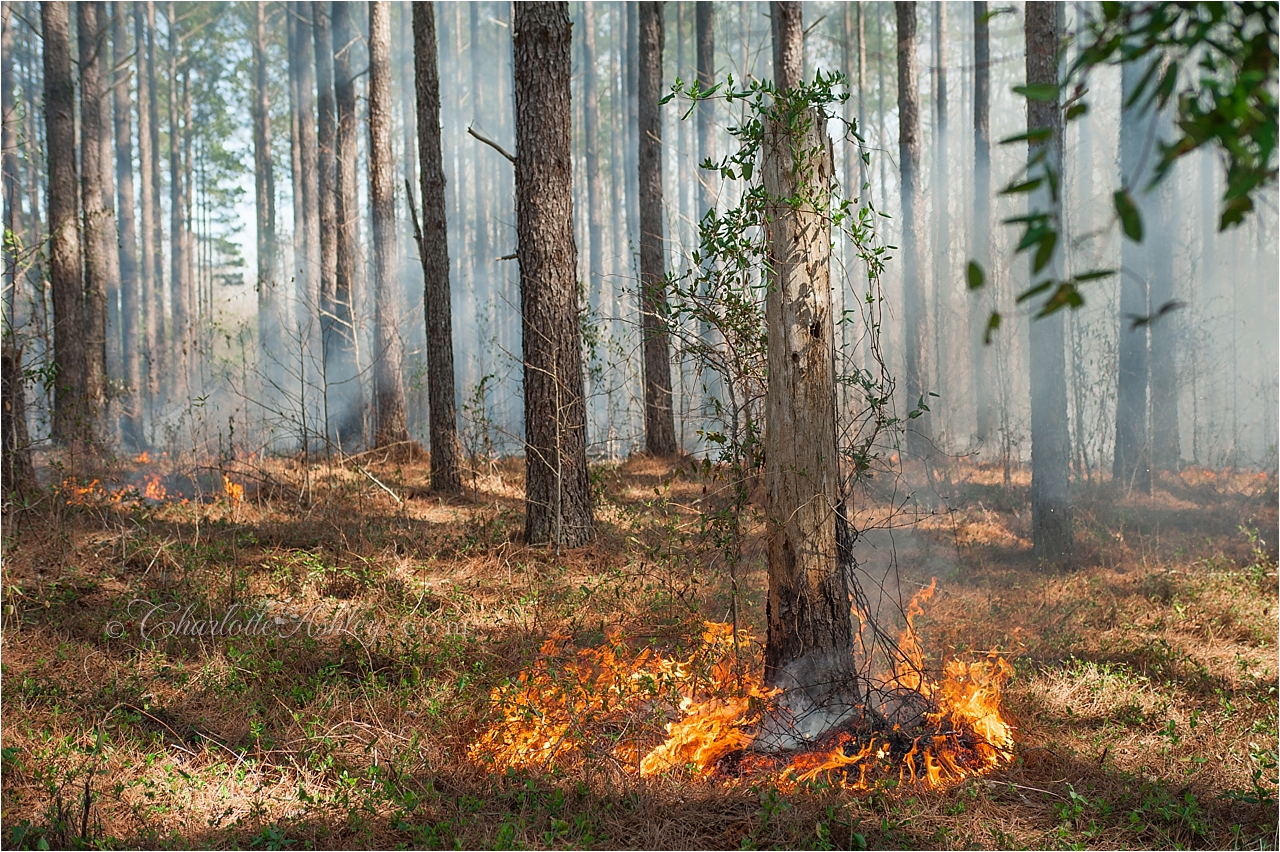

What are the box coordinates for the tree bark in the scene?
[582,1,605,312]
[1025,1,1073,559]
[97,7,122,388]
[514,1,594,549]
[112,4,143,448]
[930,3,949,418]
[638,2,676,456]
[252,2,279,393]
[43,1,88,444]
[1149,177,1180,472]
[312,0,341,428]
[288,1,322,403]
[1113,58,1152,493]
[412,3,462,492]
[695,1,715,218]
[2,343,34,495]
[761,1,861,744]
[971,1,992,442]
[167,2,190,399]
[78,1,111,433]
[138,1,164,413]
[2,2,18,331]
[366,0,408,446]
[894,2,929,459]
[331,0,362,428]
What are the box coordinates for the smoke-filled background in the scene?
[3,1,1276,470]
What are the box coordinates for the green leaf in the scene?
[1013,82,1061,102]
[1033,231,1058,273]
[1003,178,1043,195]
[1114,190,1143,241]
[1065,103,1089,121]
[983,312,1002,346]
[967,261,985,291]
[999,127,1053,146]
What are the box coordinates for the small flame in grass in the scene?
[471,586,1015,791]
[223,475,243,504]
[142,474,168,502]
[134,451,152,464]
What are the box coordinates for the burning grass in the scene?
[1,450,1276,849]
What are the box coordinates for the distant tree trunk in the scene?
[514,1,594,549]
[2,343,34,495]
[761,0,861,739]
[78,1,111,434]
[112,4,143,448]
[930,3,948,422]
[1113,58,1152,493]
[695,1,714,218]
[855,3,867,195]
[139,0,165,411]
[289,1,322,398]
[582,1,605,310]
[331,0,361,425]
[97,9,123,389]
[167,3,190,399]
[894,2,927,457]
[638,2,677,456]
[610,5,626,281]
[312,0,341,424]
[971,1,991,442]
[412,2,461,493]
[1025,2,1073,559]
[1149,178,1180,472]
[366,1,408,446]
[252,2,279,392]
[470,2,489,274]
[43,1,89,444]
[2,2,18,329]
[625,1,639,265]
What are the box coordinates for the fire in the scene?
[222,475,243,504]
[471,583,1015,791]
[142,474,168,502]
[134,451,151,464]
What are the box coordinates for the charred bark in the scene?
[514,1,594,549]
[412,2,462,492]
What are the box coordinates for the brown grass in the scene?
[1,450,1276,850]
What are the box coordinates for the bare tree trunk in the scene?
[582,1,605,311]
[1149,178,1180,472]
[971,1,991,442]
[469,2,488,275]
[930,3,948,430]
[366,1,407,446]
[331,0,362,433]
[514,1,594,549]
[761,0,860,743]
[894,2,927,458]
[167,3,190,400]
[695,1,715,218]
[112,4,143,448]
[252,2,279,396]
[1025,1,1072,559]
[139,1,164,413]
[412,2,461,492]
[288,1,321,401]
[2,343,34,494]
[312,0,340,433]
[2,1,18,331]
[97,9,122,389]
[638,2,676,456]
[78,1,111,435]
[43,1,89,444]
[1113,58,1152,492]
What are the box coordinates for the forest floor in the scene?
[1,448,1277,850]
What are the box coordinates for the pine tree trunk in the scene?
[1025,2,1073,559]
[366,0,408,446]
[2,343,34,494]
[894,2,927,458]
[331,0,362,433]
[412,2,462,493]
[1113,58,1152,492]
[1149,177,1180,472]
[43,1,89,444]
[971,1,991,442]
[695,1,715,218]
[167,2,190,400]
[252,2,279,395]
[761,0,861,745]
[97,10,123,389]
[930,4,949,427]
[78,1,111,434]
[582,2,605,312]
[2,2,18,329]
[112,4,143,448]
[638,2,676,456]
[288,1,322,401]
[514,1,594,549]
[139,0,165,413]
[312,0,341,434]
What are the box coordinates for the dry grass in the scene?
[1,450,1276,850]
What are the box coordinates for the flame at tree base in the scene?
[470,601,1015,791]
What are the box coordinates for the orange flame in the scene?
[223,475,243,504]
[142,474,168,502]
[134,451,152,464]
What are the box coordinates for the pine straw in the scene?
[1,452,1276,849]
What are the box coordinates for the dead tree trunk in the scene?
[367,0,408,446]
[412,2,462,492]
[514,1,594,549]
[760,0,861,747]
[78,1,111,435]
[43,1,88,444]
[112,4,143,448]
[1025,2,1073,559]
[637,1,677,456]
